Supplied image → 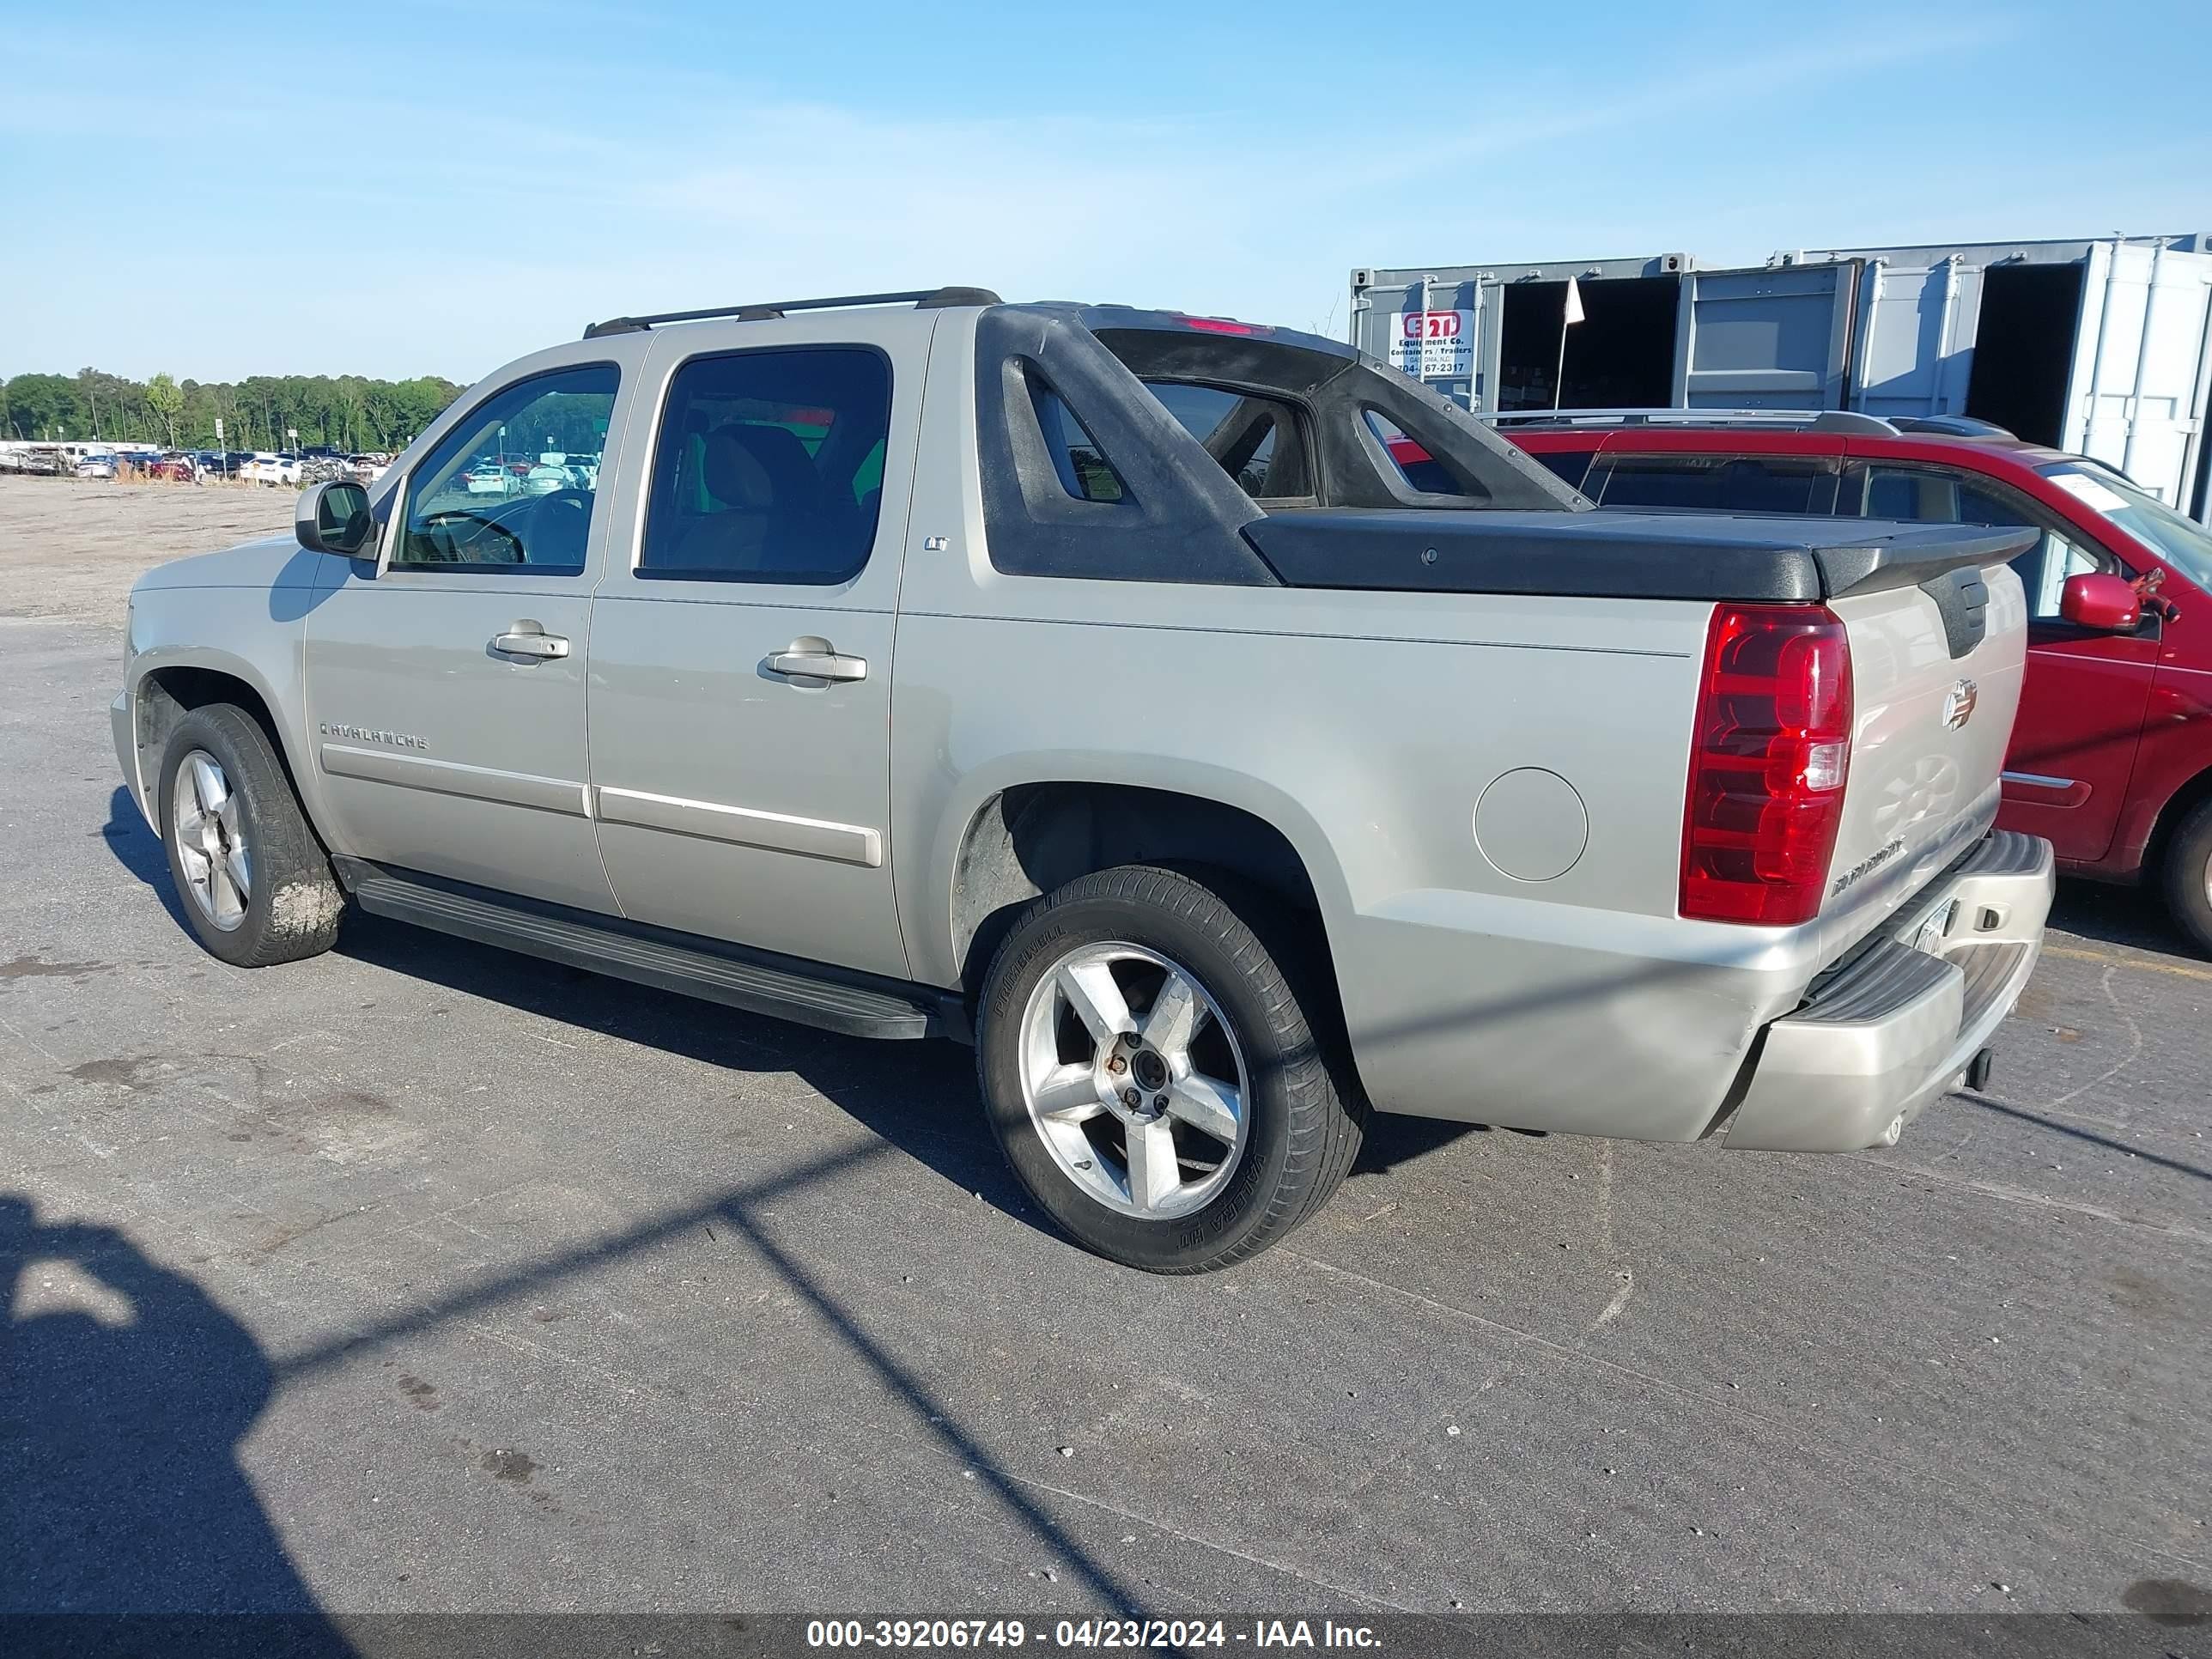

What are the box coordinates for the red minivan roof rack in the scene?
[1484,407,1900,436]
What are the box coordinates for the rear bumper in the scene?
[1722,830,2054,1152]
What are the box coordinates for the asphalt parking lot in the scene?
[2,480,2208,1623]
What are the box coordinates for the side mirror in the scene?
[2058,571,2142,632]
[296,479,372,557]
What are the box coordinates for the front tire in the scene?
[2164,798,2212,957]
[975,865,1365,1273]
[157,704,343,968]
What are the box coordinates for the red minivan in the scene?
[1480,415,2212,952]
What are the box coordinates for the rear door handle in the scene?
[765,636,866,684]
[492,624,570,660]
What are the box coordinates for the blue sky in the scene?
[3,0,2208,386]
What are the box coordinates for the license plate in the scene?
[1911,899,1960,956]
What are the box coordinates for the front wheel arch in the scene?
[136,665,325,849]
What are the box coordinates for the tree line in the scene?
[0,367,468,453]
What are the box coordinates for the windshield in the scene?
[2042,463,2212,592]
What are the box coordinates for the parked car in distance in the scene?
[75,453,117,480]
[112,289,2054,1273]
[462,459,514,495]
[241,453,302,487]
[347,454,392,484]
[1494,411,2212,952]
[521,455,577,495]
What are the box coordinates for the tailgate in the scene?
[1822,533,2033,927]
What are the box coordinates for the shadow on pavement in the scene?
[2047,878,2203,961]
[0,1195,353,1650]
[99,784,191,931]
[1963,1091,2211,1182]
[332,909,1050,1237]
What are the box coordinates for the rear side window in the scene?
[1595,453,1832,514]
[639,347,890,584]
[1863,465,1958,521]
[1141,381,1310,500]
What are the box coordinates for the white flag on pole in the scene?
[1563,276,1586,326]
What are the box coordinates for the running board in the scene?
[334,859,938,1040]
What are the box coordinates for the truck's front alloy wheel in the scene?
[976,865,1366,1273]
[155,703,344,969]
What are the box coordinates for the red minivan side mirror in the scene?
[2059,571,2142,631]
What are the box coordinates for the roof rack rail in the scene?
[1480,406,1902,436]
[583,285,1001,339]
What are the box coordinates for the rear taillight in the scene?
[1680,603,1853,926]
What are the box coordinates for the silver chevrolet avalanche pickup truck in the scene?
[114,286,2055,1273]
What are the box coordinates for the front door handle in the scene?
[765,636,866,684]
[492,623,570,660]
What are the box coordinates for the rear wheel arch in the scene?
[948,781,1340,1005]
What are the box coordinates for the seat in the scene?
[662,423,835,575]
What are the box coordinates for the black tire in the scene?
[156,703,343,968]
[2163,798,2212,958]
[975,864,1366,1274]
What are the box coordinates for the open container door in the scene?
[2063,240,2212,511]
[1847,254,1983,422]
[1674,261,1855,410]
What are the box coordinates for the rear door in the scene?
[1839,450,2157,862]
[583,313,931,981]
[302,355,635,913]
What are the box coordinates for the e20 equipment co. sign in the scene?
[1391,309,1474,380]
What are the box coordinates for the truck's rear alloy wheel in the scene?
[156,704,344,969]
[1018,941,1252,1219]
[977,865,1366,1273]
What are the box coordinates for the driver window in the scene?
[394,364,619,572]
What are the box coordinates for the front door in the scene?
[584,314,932,980]
[303,358,633,913]
[1843,458,2158,863]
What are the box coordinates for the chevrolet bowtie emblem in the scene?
[1942,678,1979,732]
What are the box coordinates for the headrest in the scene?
[700,422,822,512]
